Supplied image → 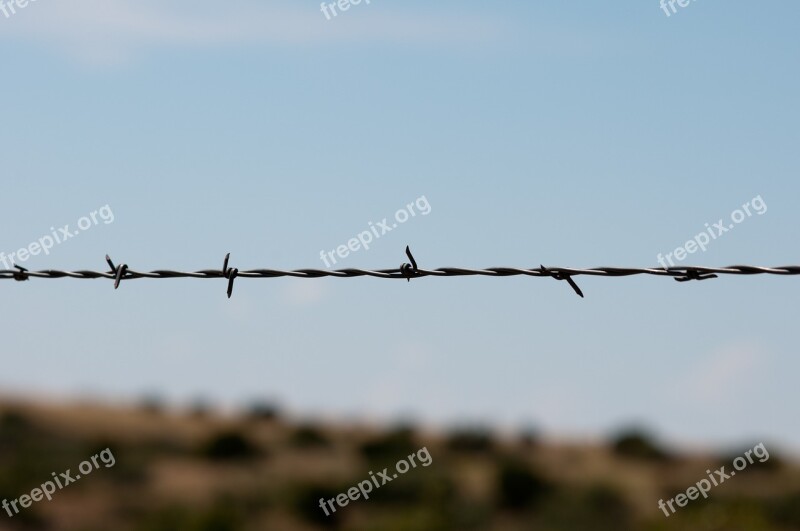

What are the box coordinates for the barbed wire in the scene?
[1,248,798,299]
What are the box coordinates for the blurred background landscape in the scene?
[1,397,798,531]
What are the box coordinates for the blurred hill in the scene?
[0,398,798,531]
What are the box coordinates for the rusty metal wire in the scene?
[1,248,798,299]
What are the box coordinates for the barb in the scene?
[12,265,29,282]
[222,253,238,299]
[0,248,798,298]
[674,268,719,282]
[540,264,584,298]
[105,255,128,290]
[400,246,420,282]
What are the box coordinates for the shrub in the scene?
[290,425,331,449]
[138,395,166,415]
[292,484,343,527]
[360,427,417,462]
[539,484,633,531]
[718,444,782,472]
[497,459,551,509]
[245,401,281,421]
[136,502,244,531]
[519,426,540,448]
[446,427,494,454]
[188,399,213,419]
[768,491,800,527]
[201,431,259,462]
[0,410,38,450]
[611,428,670,462]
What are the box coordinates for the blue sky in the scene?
[1,1,798,453]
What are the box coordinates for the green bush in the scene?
[289,424,331,449]
[135,502,244,531]
[245,401,281,422]
[539,484,633,531]
[360,427,417,463]
[201,431,259,462]
[446,427,494,454]
[611,428,670,462]
[767,491,800,527]
[497,459,551,509]
[292,483,343,528]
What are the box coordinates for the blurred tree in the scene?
[201,431,260,461]
[611,428,671,462]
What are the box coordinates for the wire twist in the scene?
[1,248,798,298]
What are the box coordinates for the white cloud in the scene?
[281,279,328,307]
[672,343,767,407]
[0,0,506,65]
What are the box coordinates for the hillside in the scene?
[0,399,798,531]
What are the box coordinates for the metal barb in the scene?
[222,253,239,298]
[400,246,419,282]
[105,255,128,290]
[674,268,719,283]
[12,265,29,282]
[540,265,584,298]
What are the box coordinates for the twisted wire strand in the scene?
[2,265,799,281]
[1,246,797,300]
